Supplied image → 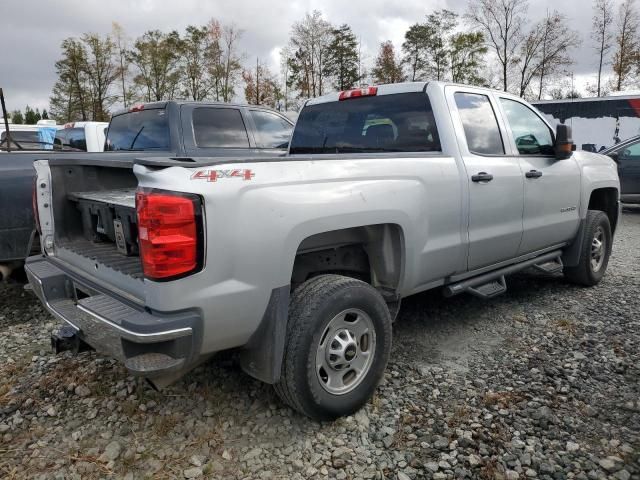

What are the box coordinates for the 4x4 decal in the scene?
[190,169,255,182]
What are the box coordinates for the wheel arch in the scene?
[563,186,619,267]
[240,223,406,385]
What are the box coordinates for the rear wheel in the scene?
[275,274,392,420]
[564,210,612,286]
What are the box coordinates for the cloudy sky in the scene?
[0,0,612,113]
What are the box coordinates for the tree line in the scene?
[40,0,640,124]
[8,106,49,124]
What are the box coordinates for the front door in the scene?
[449,89,525,271]
[616,138,640,198]
[497,97,581,254]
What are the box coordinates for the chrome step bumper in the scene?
[25,255,201,377]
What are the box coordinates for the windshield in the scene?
[105,108,169,151]
[290,92,441,154]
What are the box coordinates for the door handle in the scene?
[525,169,543,178]
[471,172,494,182]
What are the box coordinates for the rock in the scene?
[566,441,580,452]
[613,470,631,480]
[243,448,262,461]
[525,468,537,477]
[222,450,232,460]
[46,406,56,417]
[397,473,411,480]
[425,461,439,472]
[183,467,202,478]
[75,385,91,397]
[506,470,520,480]
[598,457,621,472]
[354,409,370,429]
[468,454,481,467]
[100,441,122,462]
[433,436,449,450]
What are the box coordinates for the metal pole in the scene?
[0,88,12,152]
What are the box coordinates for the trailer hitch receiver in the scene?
[51,324,93,355]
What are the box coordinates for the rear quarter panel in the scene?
[133,154,465,353]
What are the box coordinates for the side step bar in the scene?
[443,250,563,299]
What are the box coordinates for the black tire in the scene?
[274,274,392,420]
[564,210,612,286]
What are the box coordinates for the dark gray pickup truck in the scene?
[0,101,293,276]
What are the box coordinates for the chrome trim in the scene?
[76,304,192,343]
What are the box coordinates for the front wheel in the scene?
[564,210,612,286]
[274,274,392,420]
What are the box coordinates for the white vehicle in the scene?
[54,121,109,152]
[28,81,620,420]
[0,120,61,151]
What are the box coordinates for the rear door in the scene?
[497,97,581,254]
[447,88,524,271]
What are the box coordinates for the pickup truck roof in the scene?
[110,100,283,117]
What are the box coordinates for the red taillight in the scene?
[129,104,145,112]
[338,86,378,101]
[32,179,41,234]
[135,189,203,281]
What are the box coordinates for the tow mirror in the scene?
[555,124,575,160]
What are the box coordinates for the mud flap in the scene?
[239,285,290,384]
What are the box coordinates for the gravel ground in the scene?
[1,207,639,480]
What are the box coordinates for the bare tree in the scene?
[592,0,615,97]
[112,22,130,108]
[221,23,244,102]
[513,11,578,99]
[534,12,580,99]
[466,0,528,92]
[612,0,640,91]
[82,33,120,121]
[287,11,333,98]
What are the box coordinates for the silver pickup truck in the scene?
[26,82,620,420]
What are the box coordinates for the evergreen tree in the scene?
[402,23,431,81]
[41,109,49,120]
[24,106,38,124]
[325,24,360,90]
[10,110,24,124]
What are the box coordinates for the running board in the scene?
[532,258,564,275]
[443,250,563,299]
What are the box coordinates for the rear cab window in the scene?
[54,128,87,151]
[250,110,292,148]
[290,92,441,154]
[192,108,250,148]
[454,92,504,155]
[105,108,169,151]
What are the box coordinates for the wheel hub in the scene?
[590,226,606,272]
[316,309,376,395]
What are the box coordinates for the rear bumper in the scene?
[25,255,202,378]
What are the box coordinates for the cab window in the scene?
[454,92,504,155]
[500,98,554,155]
[250,110,292,148]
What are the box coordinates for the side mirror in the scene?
[555,124,575,160]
